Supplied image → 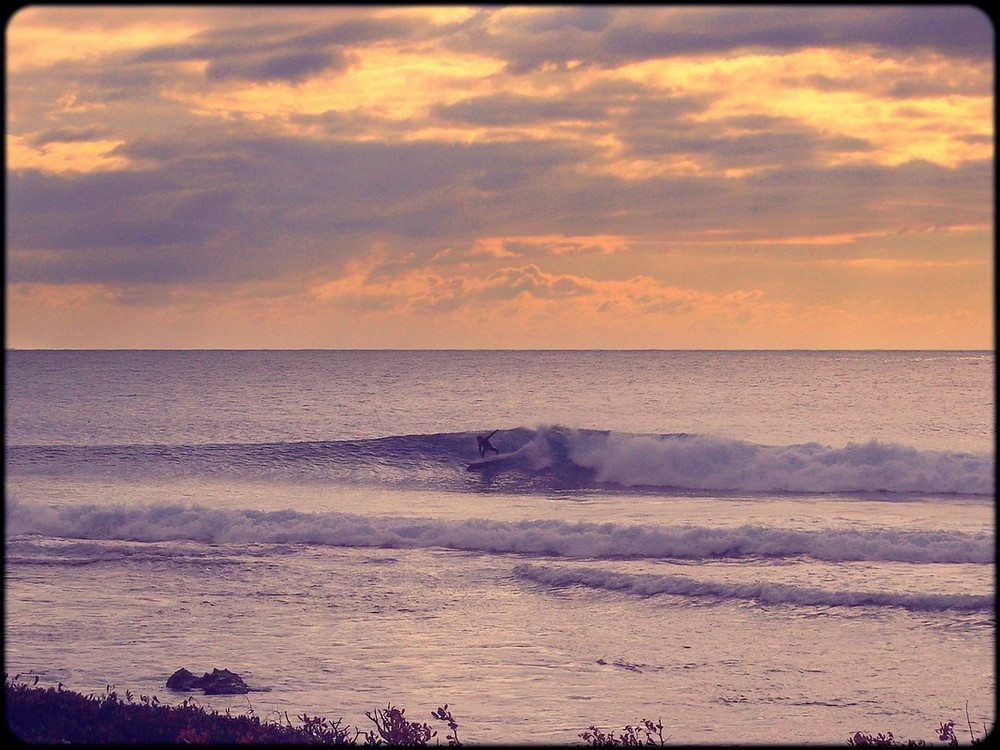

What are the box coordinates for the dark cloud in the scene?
[885,74,992,99]
[453,6,992,74]
[132,20,340,64]
[206,50,347,83]
[80,64,164,103]
[28,126,116,147]
[856,6,993,57]
[434,83,708,133]
[133,15,429,84]
[734,158,994,238]
[517,6,616,35]
[10,245,226,285]
[959,133,994,147]
[293,16,431,46]
[618,115,875,169]
[799,69,991,99]
[434,92,609,127]
[6,134,584,283]
[7,168,231,251]
[9,103,990,283]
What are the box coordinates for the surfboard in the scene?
[467,451,520,471]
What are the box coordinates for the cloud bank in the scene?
[5,5,993,348]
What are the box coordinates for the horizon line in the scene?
[5,347,995,353]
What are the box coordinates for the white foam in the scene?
[6,499,993,564]
[563,431,993,495]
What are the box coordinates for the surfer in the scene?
[477,430,499,458]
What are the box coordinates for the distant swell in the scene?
[5,426,994,496]
[514,563,995,613]
[5,500,993,565]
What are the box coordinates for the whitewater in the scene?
[4,350,995,744]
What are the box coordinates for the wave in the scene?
[513,564,995,614]
[6,425,994,496]
[5,499,993,565]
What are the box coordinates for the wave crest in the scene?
[514,563,995,613]
[6,500,993,565]
[6,425,994,496]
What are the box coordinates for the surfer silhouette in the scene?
[477,430,499,458]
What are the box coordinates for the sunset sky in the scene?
[5,5,994,349]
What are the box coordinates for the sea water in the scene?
[4,350,994,744]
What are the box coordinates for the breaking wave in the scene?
[6,425,994,496]
[5,499,993,565]
[7,499,993,615]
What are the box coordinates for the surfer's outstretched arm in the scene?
[487,429,498,439]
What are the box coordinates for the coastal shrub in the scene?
[5,674,363,744]
[363,705,436,745]
[5,674,459,745]
[579,717,667,746]
[849,716,987,747]
[431,704,462,746]
[5,674,990,745]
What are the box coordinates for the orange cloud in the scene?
[7,134,130,174]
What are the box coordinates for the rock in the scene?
[196,668,250,695]
[166,668,200,691]
[166,667,252,695]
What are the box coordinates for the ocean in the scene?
[4,350,994,744]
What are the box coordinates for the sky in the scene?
[5,5,994,349]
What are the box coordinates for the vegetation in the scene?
[6,674,364,744]
[848,706,988,748]
[578,718,668,746]
[5,674,989,745]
